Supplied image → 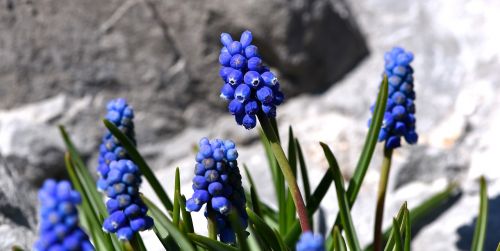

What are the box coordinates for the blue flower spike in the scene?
[218,30,285,129]
[34,179,95,251]
[296,231,325,251]
[98,98,154,240]
[370,47,418,149]
[186,137,248,244]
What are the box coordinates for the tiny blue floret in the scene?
[296,231,325,251]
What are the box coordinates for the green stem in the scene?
[374,146,393,251]
[207,206,218,240]
[130,234,147,251]
[257,113,311,232]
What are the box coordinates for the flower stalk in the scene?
[257,112,311,232]
[373,146,394,251]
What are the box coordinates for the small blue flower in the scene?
[296,231,325,251]
[34,180,94,251]
[97,99,154,240]
[369,47,418,149]
[186,138,248,244]
[218,30,285,129]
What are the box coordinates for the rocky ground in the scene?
[1,0,500,250]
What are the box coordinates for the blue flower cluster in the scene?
[34,180,94,251]
[370,47,418,149]
[186,138,248,243]
[296,231,325,251]
[218,30,285,129]
[97,98,135,186]
[97,99,154,240]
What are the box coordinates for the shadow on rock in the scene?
[455,194,500,251]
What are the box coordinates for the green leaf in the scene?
[333,226,347,251]
[496,242,500,251]
[285,127,297,231]
[380,202,406,251]
[11,246,24,251]
[64,153,114,251]
[296,139,311,204]
[103,119,174,212]
[388,218,403,251]
[173,168,181,227]
[246,207,282,251]
[320,142,361,251]
[188,233,239,251]
[59,126,107,217]
[243,165,263,217]
[404,207,411,251]
[326,75,389,249]
[143,196,195,251]
[179,195,195,233]
[471,176,488,251]
[273,229,290,251]
[229,210,250,251]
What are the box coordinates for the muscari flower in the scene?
[370,47,418,149]
[34,179,94,251]
[218,30,284,129]
[186,138,248,244]
[296,231,325,251]
[97,99,153,240]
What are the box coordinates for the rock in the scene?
[0,0,367,138]
[0,157,37,250]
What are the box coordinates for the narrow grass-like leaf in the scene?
[173,168,181,226]
[380,202,406,251]
[143,196,195,251]
[285,127,297,231]
[65,153,113,251]
[104,119,174,213]
[390,218,403,251]
[153,226,180,251]
[320,142,360,251]
[229,210,250,251]
[496,242,500,251]
[471,176,488,251]
[248,223,270,251]
[333,227,347,251]
[296,139,311,203]
[404,207,411,251]
[273,229,289,251]
[243,165,263,217]
[59,126,107,216]
[326,75,389,249]
[246,207,282,251]
[259,129,286,233]
[179,195,195,233]
[188,234,239,251]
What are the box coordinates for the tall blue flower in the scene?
[370,47,418,149]
[296,231,325,251]
[186,138,248,243]
[218,30,285,129]
[97,98,135,191]
[97,98,153,240]
[34,179,94,251]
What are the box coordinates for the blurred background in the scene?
[1,0,499,250]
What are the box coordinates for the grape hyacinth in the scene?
[97,98,135,191]
[218,30,285,129]
[97,99,154,240]
[34,180,94,251]
[186,138,248,243]
[370,47,418,149]
[296,231,325,251]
